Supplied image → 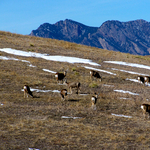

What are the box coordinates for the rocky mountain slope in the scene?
[30,19,150,56]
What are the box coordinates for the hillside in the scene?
[30,19,150,56]
[1,31,150,149]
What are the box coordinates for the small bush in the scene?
[30,43,34,47]
[89,82,98,88]
[72,67,76,72]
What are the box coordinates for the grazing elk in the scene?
[138,76,145,84]
[144,76,150,85]
[91,93,98,106]
[60,89,68,101]
[64,79,81,94]
[55,71,67,84]
[23,85,33,98]
[90,70,102,82]
[91,93,98,110]
[141,104,150,118]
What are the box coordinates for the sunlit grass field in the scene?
[1,31,150,149]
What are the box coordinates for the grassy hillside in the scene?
[1,31,150,149]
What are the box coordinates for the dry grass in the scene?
[1,31,150,149]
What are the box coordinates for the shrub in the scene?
[89,82,98,88]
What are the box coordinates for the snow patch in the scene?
[126,78,140,83]
[27,64,36,68]
[0,48,100,66]
[0,55,36,67]
[83,66,116,75]
[0,56,30,63]
[28,148,40,150]
[126,78,150,86]
[120,97,131,100]
[112,68,149,76]
[114,89,139,95]
[111,113,132,118]
[21,88,60,93]
[104,61,150,70]
[43,69,56,74]
[103,84,114,87]
[61,116,82,119]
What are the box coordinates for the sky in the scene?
[1,0,150,35]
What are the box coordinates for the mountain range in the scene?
[30,19,150,56]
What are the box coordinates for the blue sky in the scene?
[1,0,150,35]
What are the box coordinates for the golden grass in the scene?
[1,31,150,149]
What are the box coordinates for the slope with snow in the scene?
[1,47,149,100]
[0,48,100,66]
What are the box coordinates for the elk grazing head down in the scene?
[60,89,68,101]
[90,70,102,82]
[23,85,33,98]
[91,93,98,110]
[91,93,98,106]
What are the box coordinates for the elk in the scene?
[60,89,68,101]
[91,93,98,110]
[63,79,81,94]
[144,76,150,85]
[91,93,98,106]
[137,76,145,84]
[23,85,33,98]
[141,104,150,118]
[55,71,67,84]
[90,70,102,82]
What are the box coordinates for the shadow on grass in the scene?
[68,99,80,102]
[33,96,40,98]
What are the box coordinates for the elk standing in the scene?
[64,79,81,94]
[91,93,98,110]
[141,104,150,118]
[90,70,102,82]
[138,76,145,84]
[144,76,150,85]
[23,85,33,98]
[60,89,68,101]
[55,71,67,84]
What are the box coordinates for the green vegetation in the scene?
[89,82,98,88]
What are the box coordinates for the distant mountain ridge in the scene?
[30,19,150,55]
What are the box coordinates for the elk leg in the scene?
[148,112,150,119]
[24,91,26,98]
[61,94,64,100]
[70,87,72,94]
[77,88,78,94]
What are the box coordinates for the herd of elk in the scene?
[23,68,150,118]
[137,75,150,119]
